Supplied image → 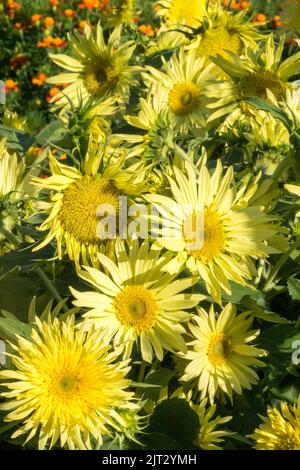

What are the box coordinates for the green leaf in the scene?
[242,296,289,324]
[0,125,34,153]
[259,324,300,354]
[35,120,66,146]
[288,278,300,300]
[0,272,39,322]
[147,399,198,449]
[224,282,264,304]
[143,368,175,400]
[0,243,53,279]
[131,382,162,389]
[0,318,32,339]
[243,97,293,130]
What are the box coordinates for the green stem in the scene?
[0,226,20,246]
[137,361,147,384]
[263,239,300,293]
[35,268,68,313]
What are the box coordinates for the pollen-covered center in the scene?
[84,60,119,96]
[185,209,225,262]
[113,285,157,333]
[58,375,77,394]
[274,433,299,450]
[197,26,243,59]
[240,70,286,100]
[59,175,120,244]
[208,333,232,366]
[167,0,205,27]
[169,82,200,116]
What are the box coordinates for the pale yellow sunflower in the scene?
[188,5,264,64]
[47,22,141,113]
[32,143,149,268]
[143,49,217,132]
[72,239,204,363]
[145,156,287,303]
[206,34,300,123]
[181,303,267,403]
[156,0,206,29]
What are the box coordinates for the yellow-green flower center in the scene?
[169,82,200,116]
[113,285,157,333]
[197,26,243,59]
[58,375,77,394]
[59,175,120,244]
[85,60,119,97]
[240,70,286,100]
[208,333,232,366]
[185,209,225,262]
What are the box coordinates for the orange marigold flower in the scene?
[47,87,61,102]
[49,0,59,5]
[31,14,42,23]
[240,1,249,9]
[32,72,48,86]
[79,0,99,9]
[253,13,267,23]
[5,79,19,92]
[138,24,155,37]
[64,8,75,17]
[78,19,88,28]
[273,15,284,28]
[44,16,55,27]
[14,22,22,29]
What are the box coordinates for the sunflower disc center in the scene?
[113,285,157,333]
[58,175,120,244]
[208,333,232,366]
[240,70,286,100]
[185,209,225,262]
[169,82,200,116]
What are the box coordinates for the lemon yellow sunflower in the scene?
[0,316,134,450]
[250,396,300,450]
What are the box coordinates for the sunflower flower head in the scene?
[146,155,287,303]
[250,396,300,450]
[31,144,150,268]
[181,303,267,403]
[207,34,300,123]
[143,48,217,132]
[0,316,134,450]
[189,5,264,64]
[47,22,141,113]
[72,239,204,362]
